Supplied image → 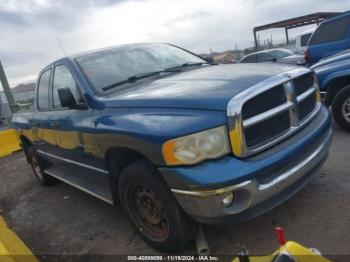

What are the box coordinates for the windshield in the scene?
[268,49,294,58]
[75,44,205,94]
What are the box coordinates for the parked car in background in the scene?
[295,29,315,54]
[312,49,350,131]
[305,11,350,65]
[12,43,332,252]
[239,48,304,65]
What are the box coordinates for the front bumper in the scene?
[159,106,332,225]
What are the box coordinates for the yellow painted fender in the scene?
[0,217,38,262]
[0,129,21,158]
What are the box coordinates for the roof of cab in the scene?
[320,10,350,24]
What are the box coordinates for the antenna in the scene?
[57,36,67,56]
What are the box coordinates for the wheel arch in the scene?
[105,147,155,205]
[19,135,32,163]
[19,135,31,148]
[324,74,350,106]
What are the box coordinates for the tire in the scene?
[332,85,350,132]
[27,146,57,186]
[118,160,197,252]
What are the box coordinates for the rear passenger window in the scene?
[309,17,350,45]
[37,69,51,110]
[52,65,82,109]
[241,55,257,63]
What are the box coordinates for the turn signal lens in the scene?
[314,74,321,102]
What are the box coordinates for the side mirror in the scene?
[58,87,77,108]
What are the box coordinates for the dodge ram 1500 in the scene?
[12,43,333,252]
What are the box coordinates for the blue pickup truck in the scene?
[312,50,350,131]
[305,12,350,65]
[12,43,332,252]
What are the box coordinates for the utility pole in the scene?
[0,60,16,114]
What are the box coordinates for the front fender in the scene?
[93,108,227,165]
[322,69,350,88]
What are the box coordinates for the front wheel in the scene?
[118,160,197,252]
[332,85,350,132]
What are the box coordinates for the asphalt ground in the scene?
[0,124,349,261]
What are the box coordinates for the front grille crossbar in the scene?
[297,87,316,103]
[243,102,293,128]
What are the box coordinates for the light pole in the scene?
[0,60,16,114]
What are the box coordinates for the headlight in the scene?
[162,126,230,165]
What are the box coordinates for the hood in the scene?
[102,64,297,111]
[311,50,350,69]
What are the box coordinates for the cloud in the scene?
[0,0,349,87]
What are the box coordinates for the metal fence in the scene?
[0,89,34,114]
[0,89,34,129]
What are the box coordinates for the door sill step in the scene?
[44,167,113,205]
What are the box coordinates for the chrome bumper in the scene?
[171,129,332,222]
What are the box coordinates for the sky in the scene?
[0,0,349,88]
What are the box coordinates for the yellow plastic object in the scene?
[0,217,38,262]
[232,241,330,262]
[0,129,21,158]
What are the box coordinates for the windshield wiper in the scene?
[166,62,207,71]
[182,62,207,66]
[102,69,181,91]
[102,62,215,91]
[166,61,219,71]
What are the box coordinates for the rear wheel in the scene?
[27,146,56,186]
[118,160,197,252]
[332,85,350,132]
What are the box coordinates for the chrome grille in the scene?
[293,72,314,96]
[245,111,290,148]
[242,85,286,119]
[298,92,317,121]
[227,68,321,157]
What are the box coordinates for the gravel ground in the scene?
[0,124,349,261]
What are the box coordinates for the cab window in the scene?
[37,69,51,110]
[52,65,82,109]
[309,17,350,45]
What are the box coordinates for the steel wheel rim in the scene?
[342,98,350,123]
[127,185,169,240]
[31,156,43,181]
